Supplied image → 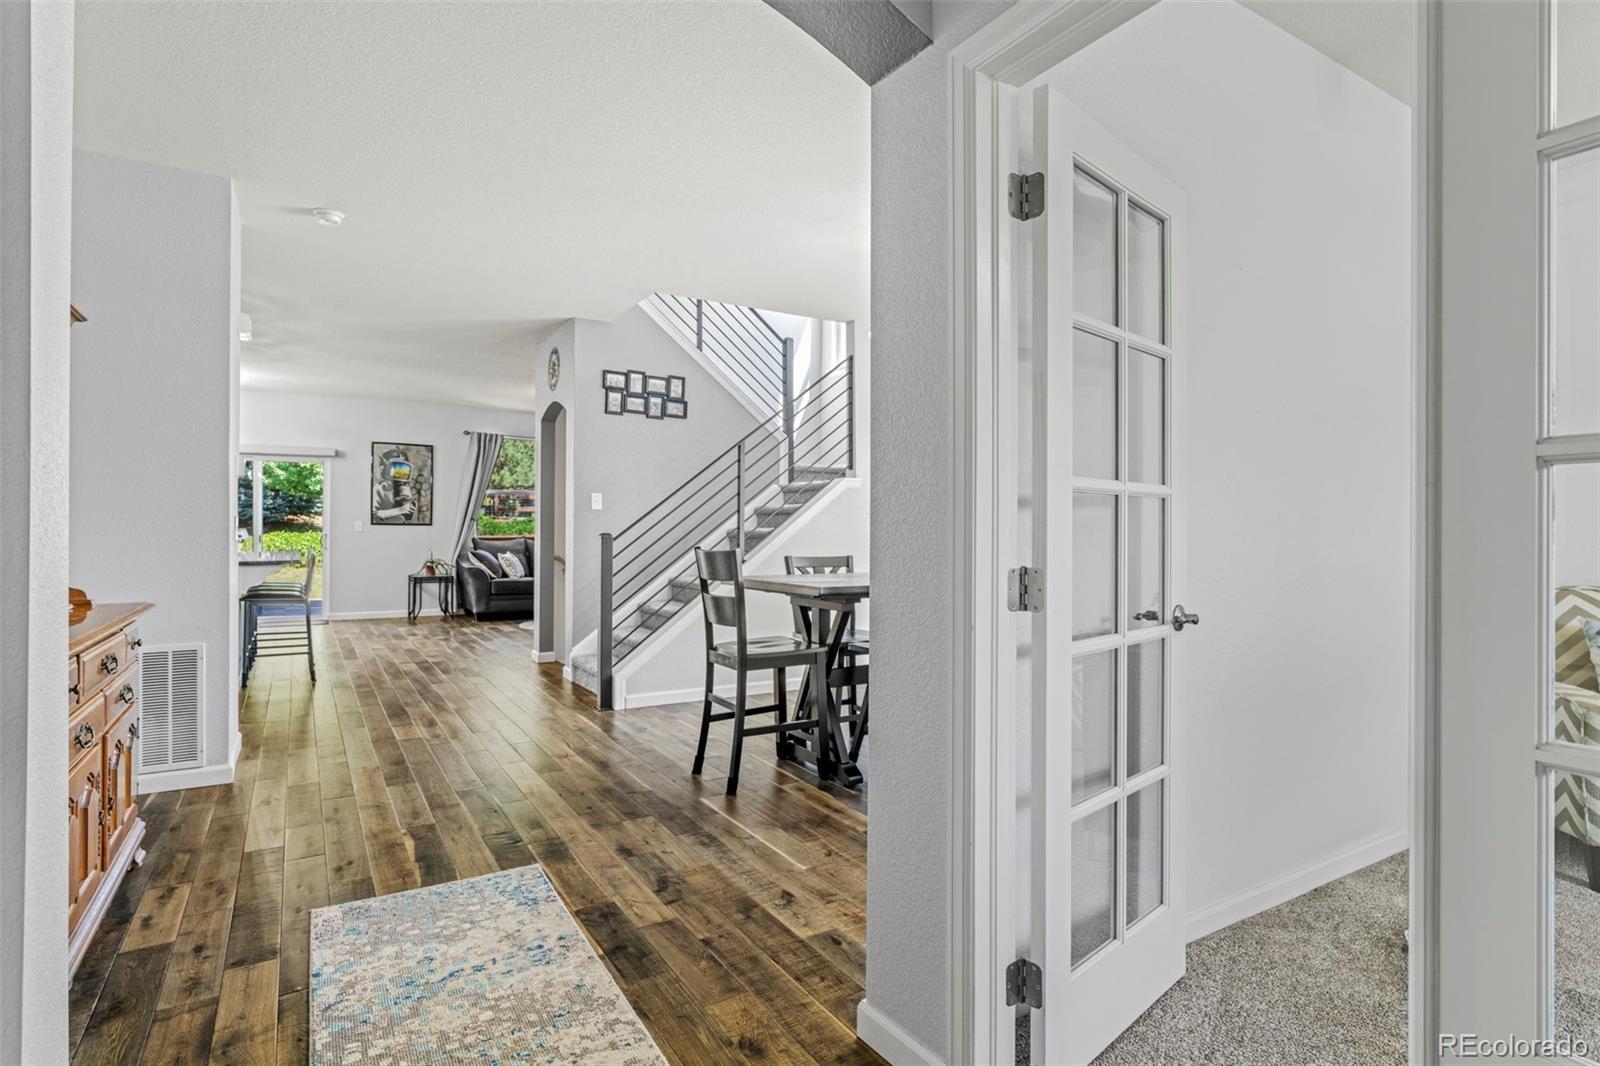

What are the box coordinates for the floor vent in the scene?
[138,644,205,773]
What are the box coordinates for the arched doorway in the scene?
[537,402,569,662]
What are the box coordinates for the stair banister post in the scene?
[782,336,796,484]
[846,355,855,475]
[695,299,704,351]
[599,533,614,710]
[735,440,746,559]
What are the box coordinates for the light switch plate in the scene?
[591,493,603,511]
[354,520,364,531]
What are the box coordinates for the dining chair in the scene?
[240,549,317,687]
[693,548,829,795]
[784,555,869,762]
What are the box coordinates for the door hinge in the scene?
[1006,958,1043,1009]
[1008,172,1045,221]
[1007,565,1043,612]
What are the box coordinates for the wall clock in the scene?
[547,347,561,391]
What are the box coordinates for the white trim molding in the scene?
[857,1000,946,1066]
[1186,831,1409,942]
[138,727,241,794]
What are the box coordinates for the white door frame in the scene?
[945,3,1440,1063]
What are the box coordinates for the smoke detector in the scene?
[311,208,345,228]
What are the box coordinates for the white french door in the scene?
[1433,0,1600,1055]
[1020,86,1189,1065]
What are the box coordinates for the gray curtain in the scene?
[453,432,504,563]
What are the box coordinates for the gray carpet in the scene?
[1018,853,1409,1065]
[1557,833,1600,1051]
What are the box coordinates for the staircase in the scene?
[574,356,855,707]
[642,293,790,418]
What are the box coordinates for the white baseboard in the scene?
[1185,829,1408,942]
[561,664,573,682]
[856,1000,944,1066]
[326,609,410,621]
[139,728,242,794]
[535,651,558,663]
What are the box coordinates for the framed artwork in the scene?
[646,395,666,419]
[604,389,625,415]
[645,374,669,396]
[667,375,686,400]
[664,398,688,419]
[371,442,434,525]
[602,369,627,391]
[624,393,647,415]
[626,370,646,395]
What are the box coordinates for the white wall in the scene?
[70,149,243,781]
[866,2,1013,1058]
[0,2,76,1058]
[1035,0,1412,935]
[239,388,539,617]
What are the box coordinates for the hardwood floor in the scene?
[69,618,881,1065]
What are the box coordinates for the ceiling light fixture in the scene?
[311,207,345,228]
[238,312,253,342]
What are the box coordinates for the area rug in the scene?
[309,864,666,1065]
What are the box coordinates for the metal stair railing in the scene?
[645,293,792,418]
[597,358,854,708]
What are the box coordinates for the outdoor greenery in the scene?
[238,530,325,555]
[476,517,535,536]
[489,438,536,489]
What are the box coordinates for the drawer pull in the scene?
[73,723,95,750]
[117,684,136,705]
[100,652,120,676]
[129,719,140,740]
[129,638,143,650]
[68,682,80,698]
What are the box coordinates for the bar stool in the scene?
[692,548,830,795]
[240,549,317,687]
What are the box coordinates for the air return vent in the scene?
[137,644,204,774]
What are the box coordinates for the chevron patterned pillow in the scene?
[1556,586,1600,691]
[1584,619,1600,690]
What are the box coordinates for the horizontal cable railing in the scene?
[645,293,788,417]
[597,358,854,708]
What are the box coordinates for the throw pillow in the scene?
[497,551,526,579]
[471,548,503,576]
[1584,619,1600,689]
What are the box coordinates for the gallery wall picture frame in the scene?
[664,398,688,419]
[626,370,646,394]
[602,369,627,391]
[604,389,625,415]
[646,395,666,419]
[667,375,686,400]
[645,374,669,396]
[624,393,648,415]
[371,441,434,525]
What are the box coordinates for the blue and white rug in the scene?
[310,864,666,1065]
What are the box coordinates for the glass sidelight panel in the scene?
[1075,329,1118,479]
[1073,492,1118,639]
[1074,168,1118,324]
[1127,640,1165,777]
[1128,495,1165,630]
[1551,770,1600,1054]
[1072,650,1117,804]
[1551,0,1600,129]
[1127,781,1165,926]
[1128,349,1166,485]
[1128,204,1165,342]
[1551,147,1599,436]
[1552,463,1600,738]
[1072,803,1117,966]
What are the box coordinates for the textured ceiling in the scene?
[1239,0,1415,103]
[73,1,867,410]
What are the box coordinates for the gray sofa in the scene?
[457,536,535,619]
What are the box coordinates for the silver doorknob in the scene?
[1172,605,1200,631]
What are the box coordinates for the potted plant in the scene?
[421,554,453,576]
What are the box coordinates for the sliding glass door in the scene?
[238,456,328,618]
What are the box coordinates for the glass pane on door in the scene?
[1552,463,1600,736]
[1072,804,1117,966]
[1552,0,1600,129]
[1075,329,1118,479]
[1129,495,1165,630]
[1551,147,1598,436]
[1128,349,1166,485]
[236,458,255,553]
[1074,168,1118,324]
[1127,781,1164,925]
[1128,204,1165,342]
[1552,769,1600,1055]
[1074,492,1118,639]
[1073,650,1117,804]
[1127,640,1165,777]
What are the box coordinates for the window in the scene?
[477,437,536,536]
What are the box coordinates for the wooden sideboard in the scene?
[67,601,153,974]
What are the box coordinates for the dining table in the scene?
[743,571,868,788]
